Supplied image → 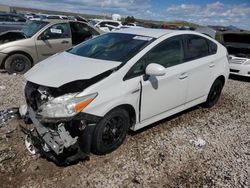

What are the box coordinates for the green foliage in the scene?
[124,16,136,24]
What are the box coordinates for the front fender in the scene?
[0,46,37,63]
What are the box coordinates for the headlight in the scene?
[37,93,98,119]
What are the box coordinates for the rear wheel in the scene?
[5,53,32,74]
[203,79,223,108]
[91,109,130,155]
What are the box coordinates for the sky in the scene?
[1,0,250,30]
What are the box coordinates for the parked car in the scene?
[0,19,103,73]
[0,13,27,33]
[23,28,229,164]
[219,31,250,77]
[89,19,122,31]
[74,15,88,23]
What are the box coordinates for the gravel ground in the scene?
[0,73,249,188]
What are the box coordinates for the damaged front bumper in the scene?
[24,107,100,165]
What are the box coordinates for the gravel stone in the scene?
[0,73,249,187]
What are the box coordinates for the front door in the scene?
[35,23,72,62]
[139,36,189,121]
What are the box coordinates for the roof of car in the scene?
[113,28,175,38]
[33,19,80,24]
[91,19,121,23]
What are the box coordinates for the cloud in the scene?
[1,0,250,30]
[166,1,250,29]
[1,0,151,16]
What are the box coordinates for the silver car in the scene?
[0,19,103,73]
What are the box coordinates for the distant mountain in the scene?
[208,25,241,31]
[227,25,240,30]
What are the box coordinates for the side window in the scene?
[185,35,209,61]
[207,40,217,55]
[108,22,119,27]
[99,21,108,27]
[146,36,184,68]
[124,36,184,80]
[41,23,70,39]
[0,15,11,22]
[77,22,99,35]
[12,16,26,22]
[124,58,146,80]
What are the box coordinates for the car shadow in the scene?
[128,105,204,136]
[229,75,250,82]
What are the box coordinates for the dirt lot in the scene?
[0,73,249,188]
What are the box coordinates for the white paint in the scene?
[25,28,229,131]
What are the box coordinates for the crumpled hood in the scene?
[25,52,121,87]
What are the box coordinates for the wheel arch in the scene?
[104,104,137,127]
[216,75,226,86]
[3,51,34,68]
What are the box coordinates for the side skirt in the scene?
[132,95,207,131]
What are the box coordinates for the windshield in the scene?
[21,21,48,38]
[68,33,154,62]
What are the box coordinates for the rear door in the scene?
[35,22,72,62]
[183,35,217,102]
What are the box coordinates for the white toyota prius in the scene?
[23,28,229,164]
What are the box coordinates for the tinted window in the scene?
[185,35,209,61]
[11,15,26,22]
[0,15,11,22]
[70,22,98,35]
[108,22,119,27]
[99,21,109,27]
[207,40,217,55]
[68,33,154,62]
[0,15,26,22]
[146,36,184,68]
[124,36,184,80]
[42,23,70,39]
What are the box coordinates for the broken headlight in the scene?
[37,93,97,119]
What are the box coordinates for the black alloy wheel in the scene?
[203,79,223,108]
[91,109,130,155]
[5,53,32,74]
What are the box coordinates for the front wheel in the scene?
[203,79,223,108]
[91,109,130,155]
[5,53,32,74]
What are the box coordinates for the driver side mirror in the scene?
[145,63,166,77]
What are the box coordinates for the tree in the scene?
[124,16,136,24]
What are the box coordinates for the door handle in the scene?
[179,73,188,80]
[61,40,69,44]
[209,63,215,68]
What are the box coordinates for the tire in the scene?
[203,79,223,108]
[91,109,130,155]
[5,53,32,74]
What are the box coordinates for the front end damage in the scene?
[22,81,101,165]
